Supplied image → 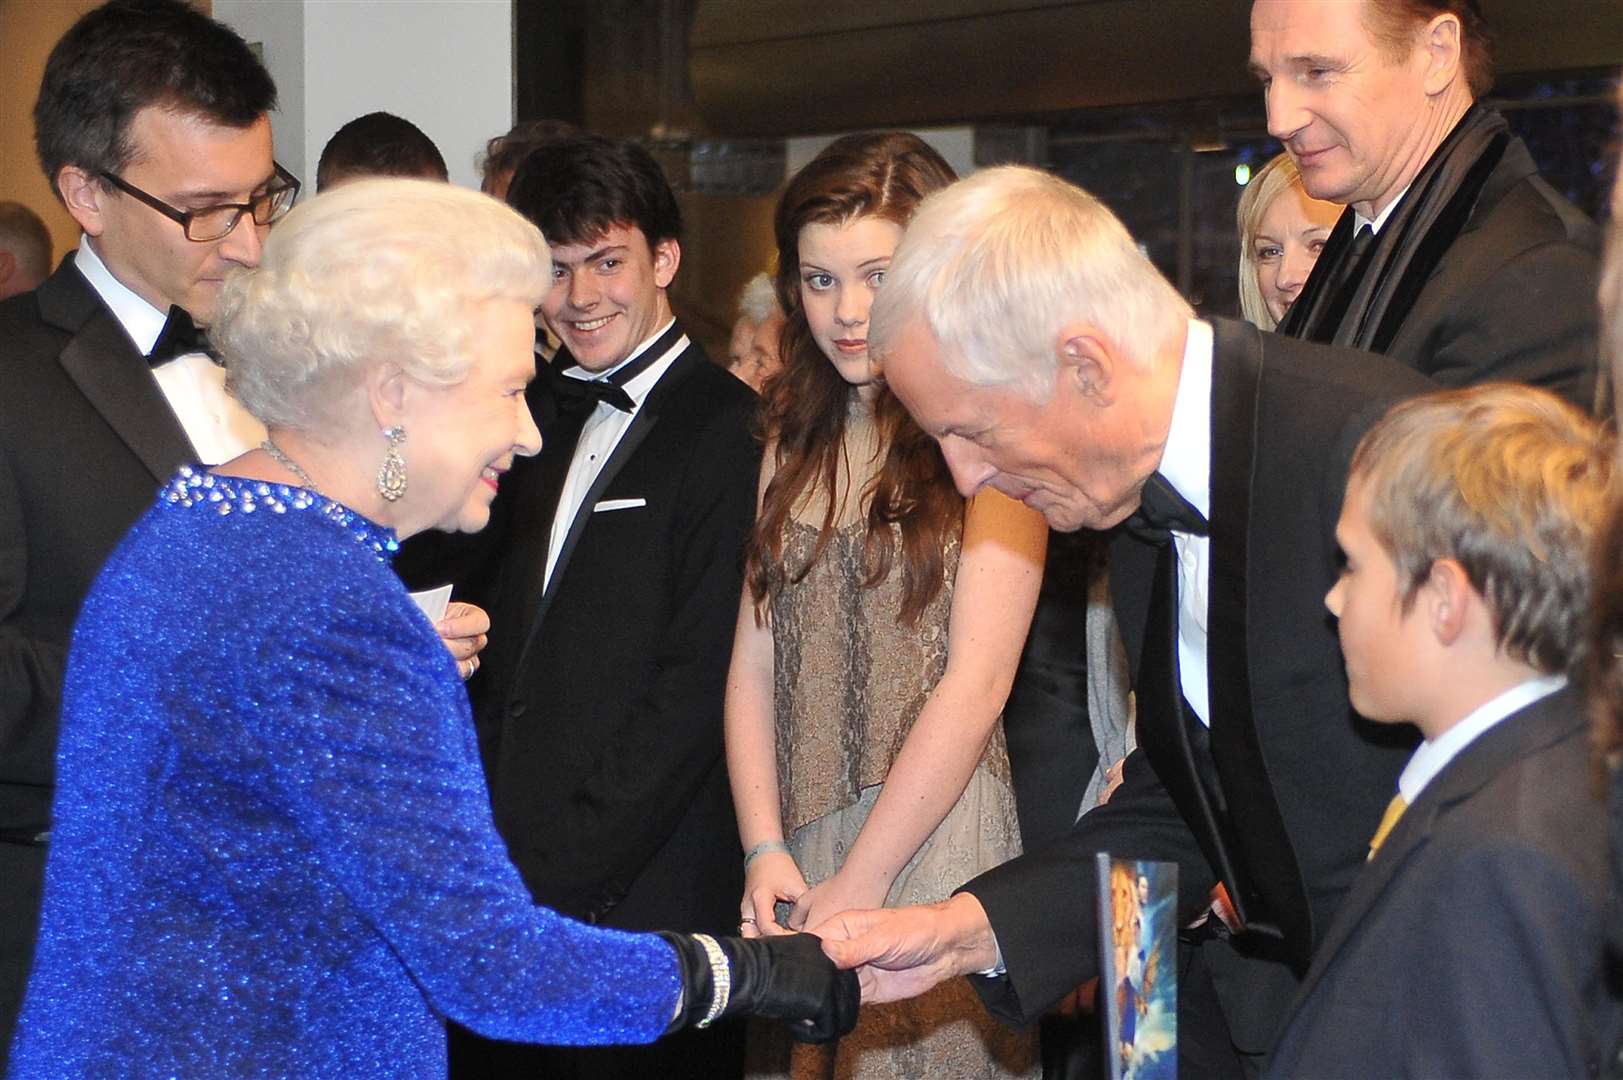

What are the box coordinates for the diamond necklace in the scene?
[260,438,326,498]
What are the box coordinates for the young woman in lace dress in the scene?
[725,132,1046,1078]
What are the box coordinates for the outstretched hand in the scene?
[810,893,1000,1005]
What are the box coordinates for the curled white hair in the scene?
[736,270,779,324]
[871,165,1190,396]
[213,177,552,432]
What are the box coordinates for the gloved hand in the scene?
[658,930,859,1043]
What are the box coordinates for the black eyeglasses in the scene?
[98,163,301,242]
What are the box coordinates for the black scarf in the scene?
[1278,104,1514,354]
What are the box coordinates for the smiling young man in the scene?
[447,135,761,1080]
[0,0,286,1063]
[1248,0,1600,407]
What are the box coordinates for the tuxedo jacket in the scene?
[965,318,1432,1048]
[1266,686,1617,1079]
[0,256,197,837]
[0,255,197,1053]
[1310,134,1599,408]
[471,338,760,934]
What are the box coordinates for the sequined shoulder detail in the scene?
[160,465,400,561]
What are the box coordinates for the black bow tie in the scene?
[147,306,218,366]
[545,363,636,414]
[542,323,682,415]
[1125,472,1208,543]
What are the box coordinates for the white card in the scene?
[409,583,453,623]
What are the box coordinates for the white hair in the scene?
[870,166,1190,395]
[213,178,551,432]
[736,270,779,324]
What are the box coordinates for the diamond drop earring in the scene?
[377,425,407,501]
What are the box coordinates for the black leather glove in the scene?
[658,931,860,1043]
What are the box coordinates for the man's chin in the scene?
[1038,503,1092,533]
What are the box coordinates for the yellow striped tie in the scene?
[1367,793,1408,860]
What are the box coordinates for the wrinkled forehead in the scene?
[1249,0,1374,67]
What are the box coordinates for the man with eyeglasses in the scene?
[0,1,288,1061]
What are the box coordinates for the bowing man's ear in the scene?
[1055,324,1115,407]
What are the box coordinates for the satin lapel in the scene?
[1206,318,1308,956]
[43,266,195,484]
[1126,533,1251,915]
[514,347,697,666]
[1290,686,1582,1006]
[538,401,660,612]
[506,389,583,654]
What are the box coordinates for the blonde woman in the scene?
[1236,152,1342,330]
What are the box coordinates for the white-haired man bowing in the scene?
[815,165,1432,1077]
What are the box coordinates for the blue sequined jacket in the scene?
[9,470,680,1077]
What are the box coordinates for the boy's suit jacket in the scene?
[1266,685,1615,1078]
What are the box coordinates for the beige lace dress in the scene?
[750,414,1038,1079]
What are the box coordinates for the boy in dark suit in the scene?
[1268,383,1619,1077]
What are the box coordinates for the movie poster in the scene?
[1095,853,1177,1080]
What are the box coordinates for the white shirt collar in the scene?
[1353,184,1412,237]
[1397,673,1568,803]
[560,317,680,404]
[72,235,169,356]
[1155,318,1213,522]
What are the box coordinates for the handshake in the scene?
[663,894,999,1042]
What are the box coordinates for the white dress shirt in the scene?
[1156,318,1214,725]
[74,238,265,466]
[543,320,685,591]
[1397,674,1568,804]
[981,319,1216,977]
[1353,184,1411,236]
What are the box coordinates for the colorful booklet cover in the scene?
[1096,853,1177,1080]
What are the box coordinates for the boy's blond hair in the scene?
[1349,383,1613,676]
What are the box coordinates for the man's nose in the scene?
[1265,79,1308,144]
[217,213,265,267]
[939,437,995,498]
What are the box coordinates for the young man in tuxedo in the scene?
[1267,385,1617,1076]
[1250,0,1600,407]
[812,165,1433,1077]
[0,2,287,1061]
[449,135,760,1080]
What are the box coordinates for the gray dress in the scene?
[754,518,1038,1079]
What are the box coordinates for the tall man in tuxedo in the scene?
[813,166,1431,1077]
[450,136,759,1079]
[1251,0,1600,406]
[0,0,290,1061]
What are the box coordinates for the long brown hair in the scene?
[744,131,960,625]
